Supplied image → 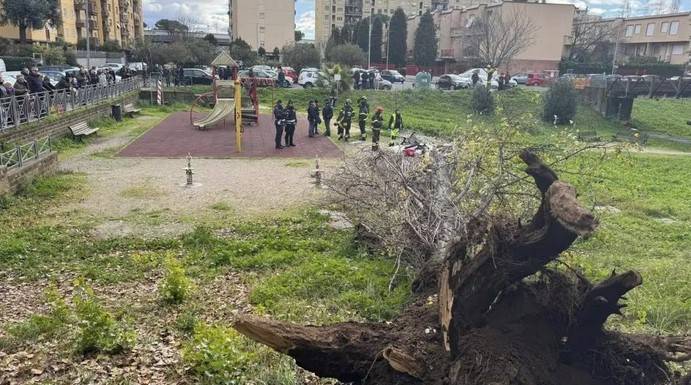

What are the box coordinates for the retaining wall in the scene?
[0,152,58,196]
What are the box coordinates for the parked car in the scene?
[40,70,69,86]
[282,67,298,83]
[381,69,405,83]
[493,73,517,88]
[437,74,470,90]
[378,78,393,90]
[182,68,213,85]
[298,70,319,88]
[104,63,124,72]
[512,73,529,84]
[526,73,545,86]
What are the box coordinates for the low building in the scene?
[145,30,232,46]
[406,1,575,73]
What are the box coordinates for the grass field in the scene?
[632,98,691,139]
[0,93,689,383]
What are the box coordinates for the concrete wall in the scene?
[0,92,137,145]
[0,152,58,196]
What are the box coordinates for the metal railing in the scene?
[0,76,143,132]
[0,136,53,170]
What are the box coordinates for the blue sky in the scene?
[142,0,689,35]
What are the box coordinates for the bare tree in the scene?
[467,8,537,68]
[568,10,616,61]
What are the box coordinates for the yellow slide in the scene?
[193,98,235,130]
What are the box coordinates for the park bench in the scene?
[123,103,141,117]
[577,130,600,142]
[69,121,100,141]
[614,129,648,145]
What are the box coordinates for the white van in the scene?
[0,59,6,73]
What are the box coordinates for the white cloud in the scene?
[296,10,316,40]
[142,0,229,33]
[589,7,607,14]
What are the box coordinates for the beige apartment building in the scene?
[606,12,689,65]
[315,0,454,50]
[229,0,296,51]
[406,1,575,72]
[0,0,144,48]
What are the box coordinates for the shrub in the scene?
[182,225,216,250]
[325,43,366,67]
[543,79,577,125]
[159,257,192,305]
[72,279,135,354]
[471,85,494,115]
[281,43,320,72]
[182,324,257,384]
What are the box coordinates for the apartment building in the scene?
[614,12,689,65]
[0,0,144,48]
[316,0,446,49]
[229,0,296,51]
[406,1,575,72]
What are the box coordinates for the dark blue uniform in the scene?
[273,102,285,149]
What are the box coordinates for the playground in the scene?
[122,52,341,159]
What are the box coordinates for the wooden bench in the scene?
[577,130,600,142]
[69,121,100,141]
[614,129,648,145]
[123,103,141,117]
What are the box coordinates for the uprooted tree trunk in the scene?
[234,151,690,385]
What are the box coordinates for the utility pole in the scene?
[85,0,91,68]
[367,16,372,68]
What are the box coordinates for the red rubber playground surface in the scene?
[118,111,343,159]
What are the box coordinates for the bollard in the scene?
[313,157,323,188]
[184,153,194,186]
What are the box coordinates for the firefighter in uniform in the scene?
[387,109,403,146]
[336,99,354,141]
[357,96,369,141]
[371,106,384,151]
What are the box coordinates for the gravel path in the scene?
[55,114,341,239]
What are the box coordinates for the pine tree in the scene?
[370,17,383,64]
[388,8,408,67]
[0,0,61,44]
[413,10,438,68]
[356,17,370,54]
[341,24,354,44]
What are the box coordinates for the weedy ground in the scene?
[0,90,689,384]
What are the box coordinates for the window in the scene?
[670,21,679,35]
[625,25,633,36]
[646,23,654,36]
[661,22,669,33]
[634,24,641,34]
[672,44,684,55]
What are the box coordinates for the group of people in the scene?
[352,70,378,90]
[470,66,512,90]
[273,95,404,151]
[0,64,130,99]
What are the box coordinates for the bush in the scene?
[182,324,257,384]
[543,79,577,125]
[471,85,494,115]
[159,257,192,305]
[72,279,135,354]
[281,43,320,72]
[325,43,366,67]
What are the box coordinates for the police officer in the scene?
[274,100,285,149]
[357,96,369,141]
[371,106,384,151]
[322,98,334,137]
[387,109,403,146]
[284,101,297,147]
[336,99,354,141]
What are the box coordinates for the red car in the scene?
[282,67,298,83]
[526,73,545,86]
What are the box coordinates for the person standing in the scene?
[307,100,319,137]
[336,99,354,141]
[371,106,384,150]
[352,70,360,90]
[273,100,286,149]
[27,68,46,94]
[322,98,333,137]
[387,109,404,146]
[13,75,29,96]
[368,71,375,90]
[357,96,369,141]
[314,101,322,135]
[284,101,297,147]
[471,70,480,87]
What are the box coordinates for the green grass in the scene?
[632,98,691,138]
[565,153,691,334]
